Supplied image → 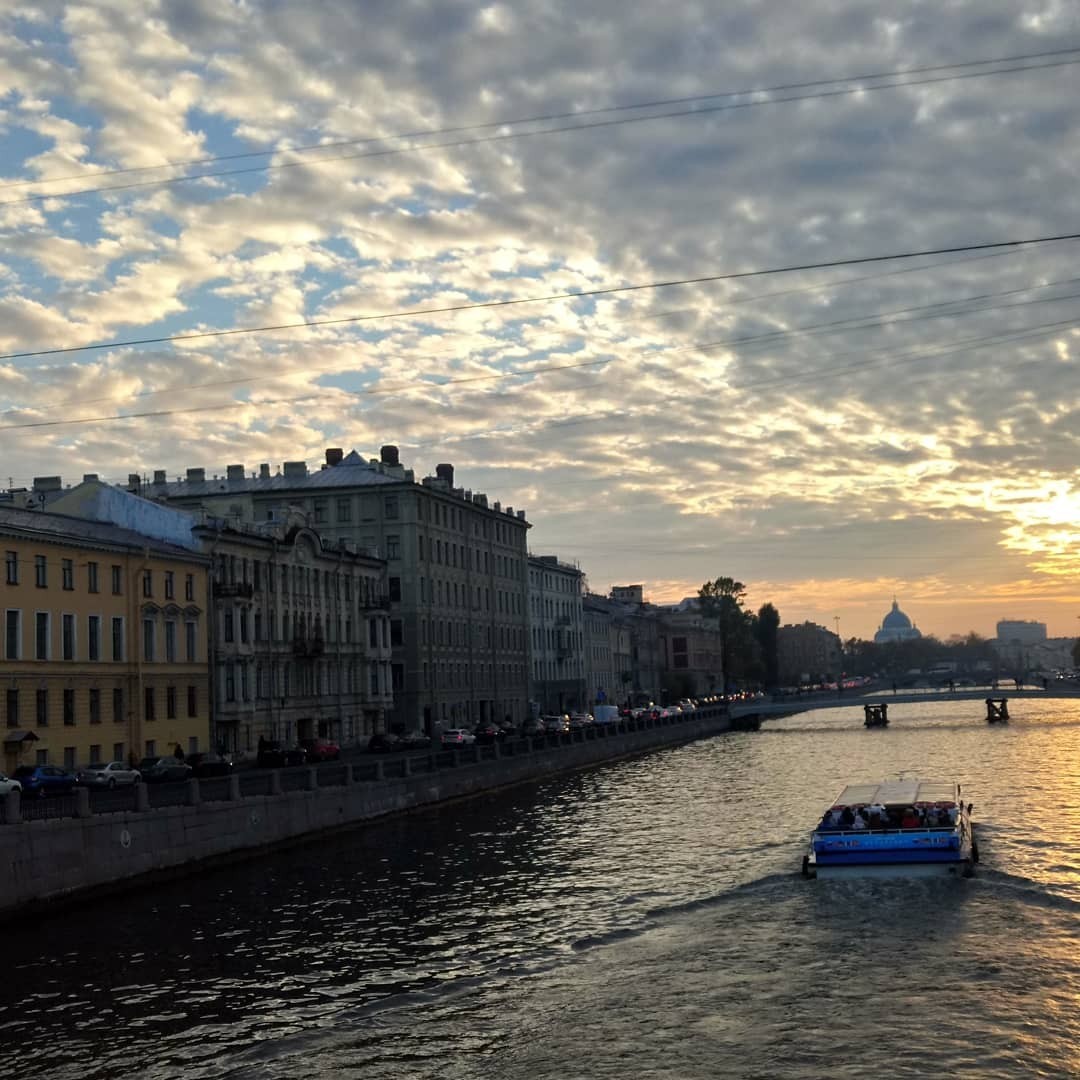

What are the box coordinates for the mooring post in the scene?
[986,698,1009,723]
[864,703,888,728]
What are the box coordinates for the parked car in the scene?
[138,757,194,783]
[401,730,432,750]
[440,728,476,747]
[540,715,569,734]
[521,718,546,736]
[368,732,404,753]
[473,723,506,745]
[299,738,341,762]
[77,761,141,788]
[0,772,23,796]
[186,752,235,777]
[568,713,593,730]
[11,765,78,798]
[256,740,307,767]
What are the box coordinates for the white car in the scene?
[76,761,142,788]
[440,728,476,747]
[0,772,22,796]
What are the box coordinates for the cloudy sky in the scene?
[1,0,1079,641]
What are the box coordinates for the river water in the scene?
[5,696,1080,1079]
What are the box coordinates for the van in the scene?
[593,705,620,725]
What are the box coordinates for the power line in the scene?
[3,52,1079,207]
[3,230,1079,364]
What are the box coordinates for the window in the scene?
[64,747,76,770]
[188,736,198,756]
[63,688,75,726]
[187,686,197,718]
[87,561,99,593]
[144,687,155,721]
[36,689,48,727]
[4,550,16,585]
[166,686,177,719]
[165,571,175,600]
[88,615,101,661]
[225,665,235,702]
[390,619,404,646]
[113,742,124,761]
[89,689,101,725]
[35,554,47,588]
[240,610,249,644]
[61,613,76,660]
[35,612,50,660]
[185,573,194,601]
[224,609,234,643]
[142,570,153,597]
[186,621,197,662]
[369,619,378,648]
[389,576,401,602]
[165,621,177,662]
[111,617,124,661]
[384,495,399,519]
[62,558,74,590]
[254,611,262,643]
[145,739,155,758]
[5,688,18,729]
[143,618,155,662]
[336,498,351,522]
[89,744,101,764]
[386,535,400,560]
[112,688,123,725]
[4,610,19,660]
[313,499,327,524]
[111,564,123,595]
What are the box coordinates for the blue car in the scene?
[11,765,78,798]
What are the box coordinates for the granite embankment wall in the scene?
[0,709,732,919]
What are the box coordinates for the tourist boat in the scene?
[802,779,977,879]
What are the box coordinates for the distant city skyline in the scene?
[1,4,1078,646]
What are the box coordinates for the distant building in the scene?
[995,620,1047,646]
[873,599,923,644]
[777,622,842,685]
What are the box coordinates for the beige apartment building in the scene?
[1,506,211,773]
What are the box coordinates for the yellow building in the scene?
[1,506,211,773]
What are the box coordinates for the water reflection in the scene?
[4,697,1080,1079]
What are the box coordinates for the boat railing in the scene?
[814,824,957,838]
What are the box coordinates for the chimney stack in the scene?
[325,448,343,466]
[186,468,206,484]
[259,463,271,479]
[226,464,244,481]
[435,462,454,487]
[380,445,400,466]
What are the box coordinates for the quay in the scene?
[0,706,732,920]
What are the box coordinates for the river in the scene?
[5,696,1080,1079]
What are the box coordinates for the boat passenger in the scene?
[946,804,958,825]
[867,802,887,825]
[900,808,922,829]
[851,811,868,830]
[840,807,855,828]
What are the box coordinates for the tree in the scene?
[755,603,781,688]
[698,577,749,692]
[1072,638,1080,667]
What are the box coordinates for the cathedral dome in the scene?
[881,600,913,630]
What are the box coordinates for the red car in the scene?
[299,738,341,762]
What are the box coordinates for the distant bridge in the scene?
[729,685,1080,722]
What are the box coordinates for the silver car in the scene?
[77,761,141,788]
[0,772,22,796]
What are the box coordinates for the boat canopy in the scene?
[830,780,959,808]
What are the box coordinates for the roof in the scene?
[831,780,960,807]
[882,599,914,629]
[147,459,402,498]
[0,504,205,561]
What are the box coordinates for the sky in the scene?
[1,0,1078,642]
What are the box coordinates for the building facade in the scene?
[1,506,211,773]
[656,604,723,699]
[528,555,586,714]
[135,446,531,732]
[777,621,843,684]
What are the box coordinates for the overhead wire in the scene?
[2,230,1079,364]
[2,54,1079,207]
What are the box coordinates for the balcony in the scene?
[216,582,255,599]
[363,595,392,611]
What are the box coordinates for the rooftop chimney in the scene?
[152,470,166,485]
[380,445,400,466]
[226,464,245,481]
[326,448,344,467]
[283,461,308,480]
[435,462,454,487]
[187,468,206,484]
[127,474,141,491]
[259,463,271,479]
[33,476,63,492]
[83,474,100,484]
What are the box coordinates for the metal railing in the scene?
[0,706,729,826]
